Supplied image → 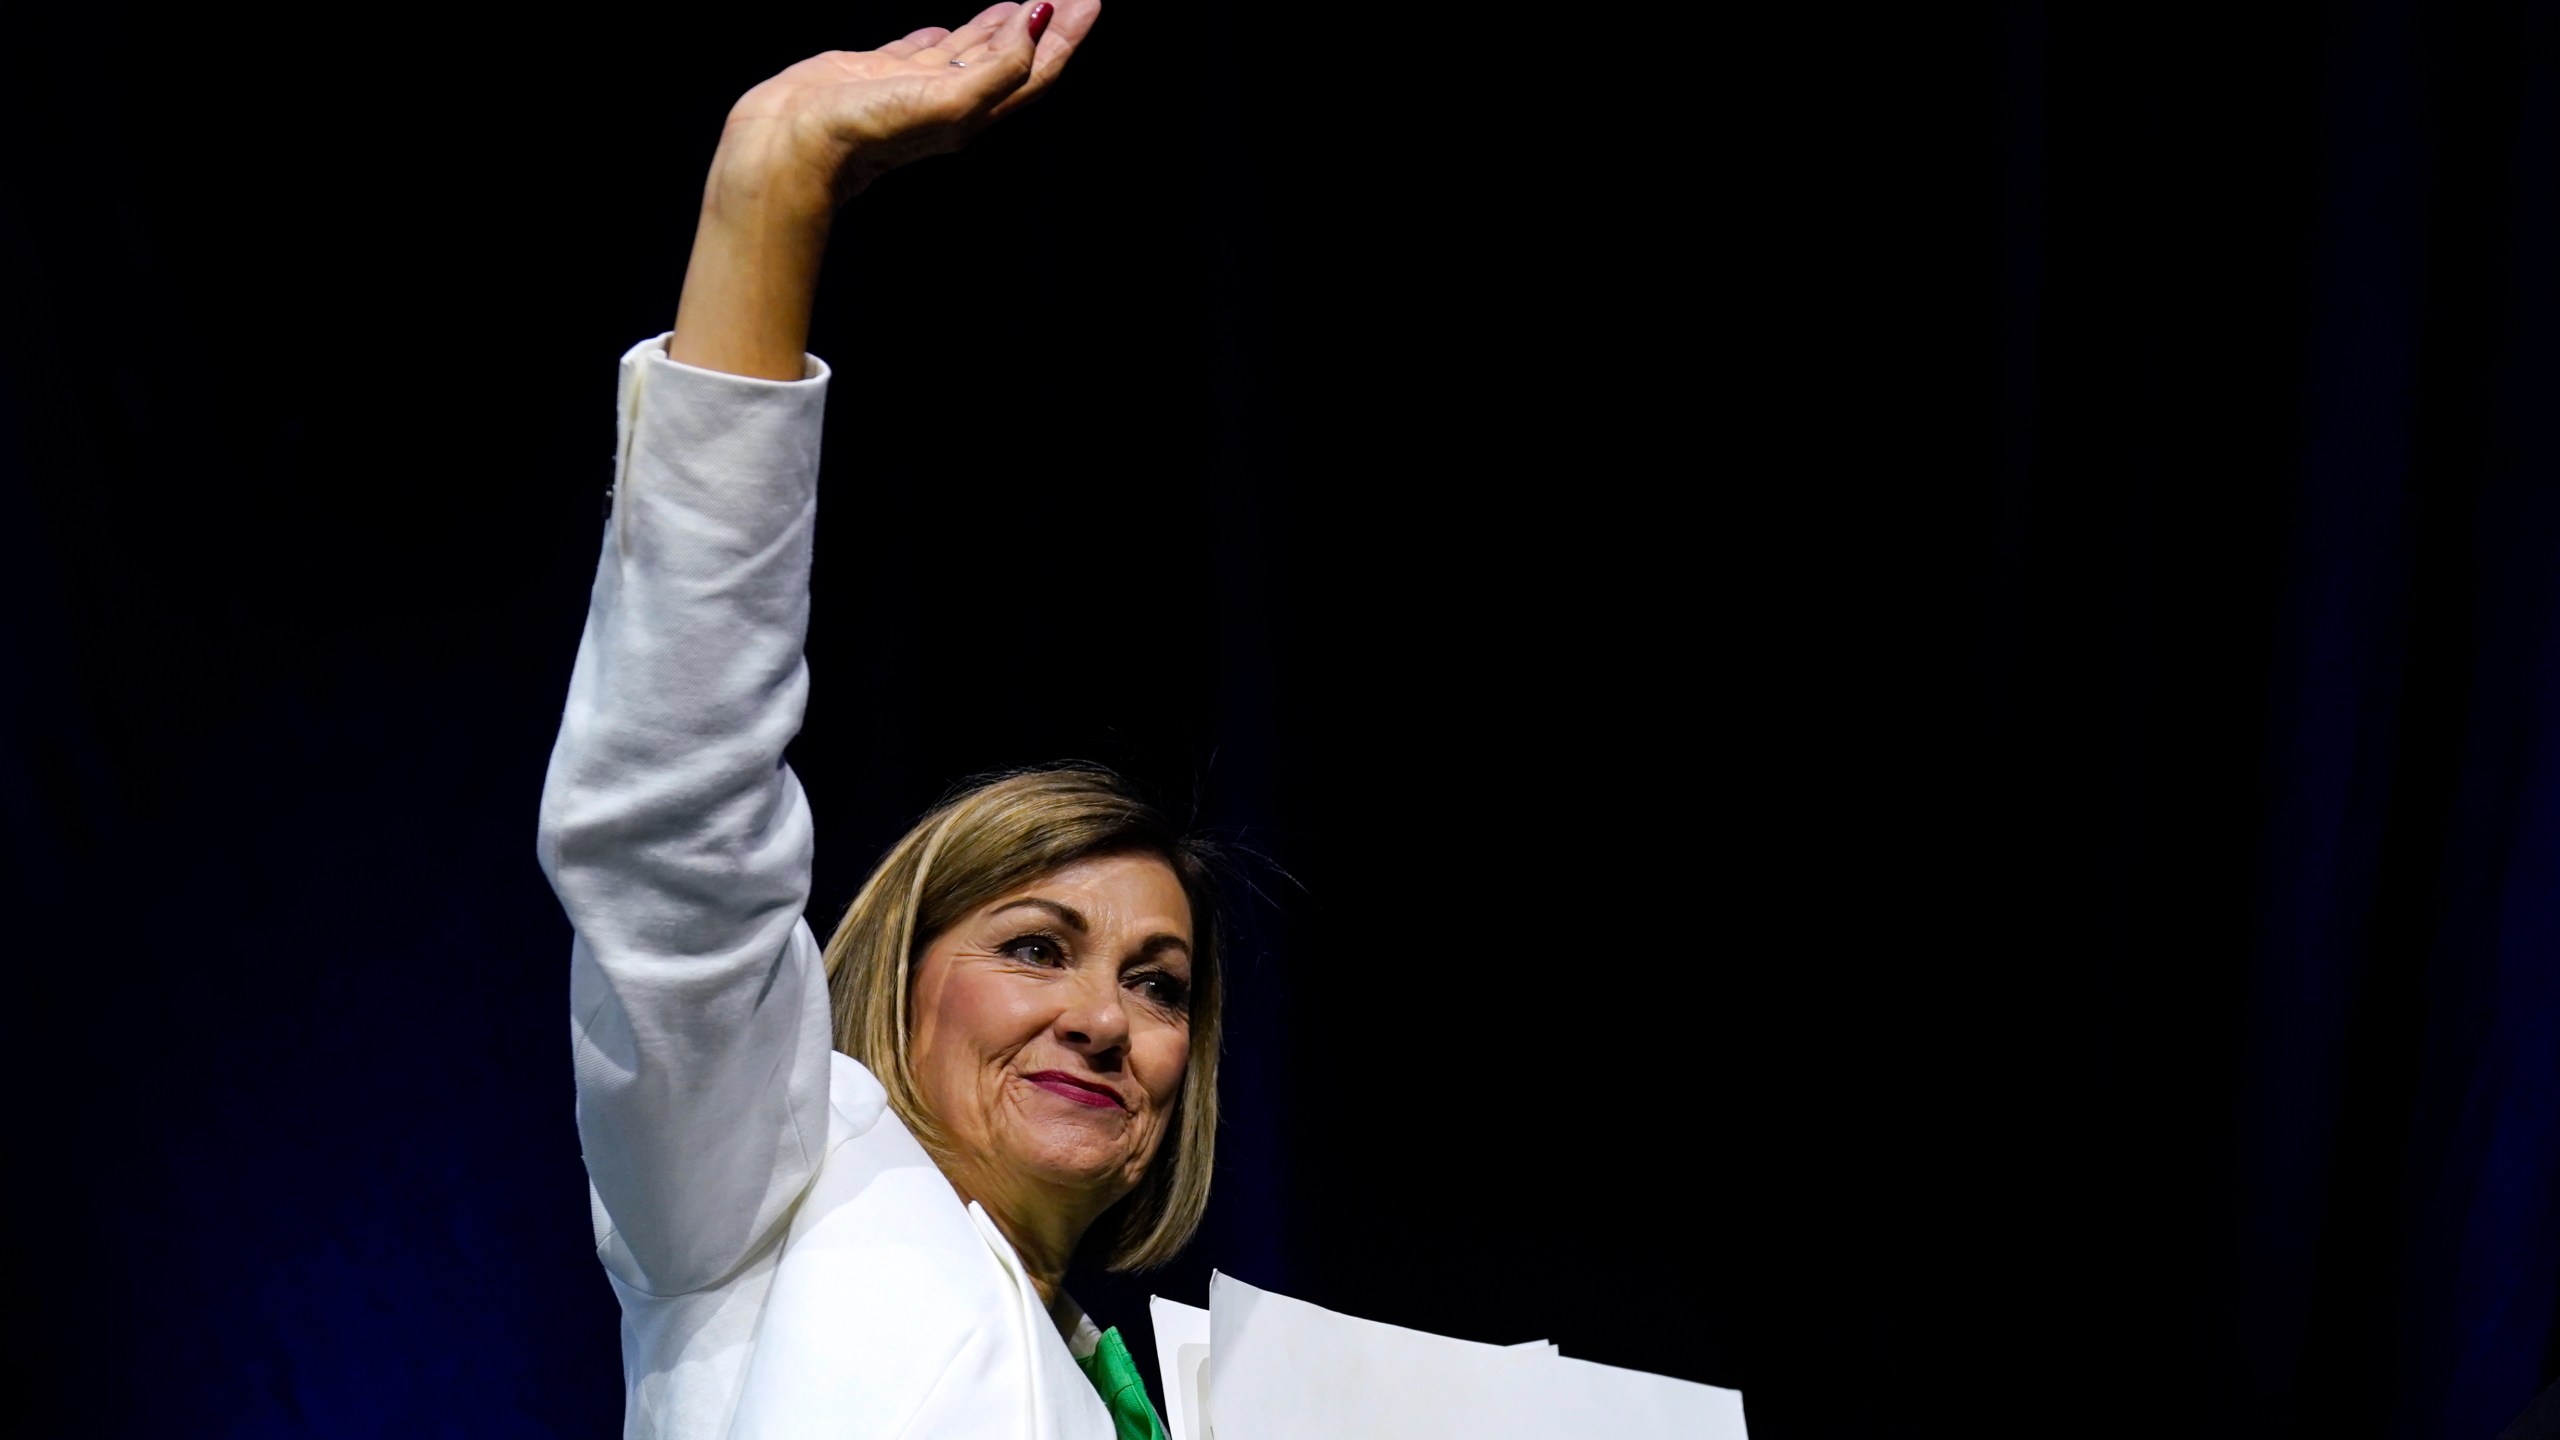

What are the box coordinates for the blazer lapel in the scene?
[966,1202,1117,1440]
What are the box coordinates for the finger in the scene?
[1034,0,1100,50]
[987,0,1097,119]
[941,0,1049,110]
[925,2,1021,59]
[961,0,1089,61]
[878,25,952,59]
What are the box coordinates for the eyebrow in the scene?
[987,897,1192,960]
[989,897,1088,931]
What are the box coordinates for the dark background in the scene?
[4,3,2555,1436]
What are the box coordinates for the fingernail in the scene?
[1028,2,1054,39]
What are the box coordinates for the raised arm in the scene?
[538,1,1097,1299]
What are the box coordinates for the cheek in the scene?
[913,969,1049,1108]
[927,971,1042,1055]
[1135,1028,1192,1108]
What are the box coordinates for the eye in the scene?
[1128,969,1190,1013]
[998,933,1066,967]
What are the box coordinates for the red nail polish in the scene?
[1028,2,1054,39]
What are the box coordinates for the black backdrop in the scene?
[6,3,2555,1437]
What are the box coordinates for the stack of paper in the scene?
[1149,1272,1747,1440]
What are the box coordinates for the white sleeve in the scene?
[536,334,837,1298]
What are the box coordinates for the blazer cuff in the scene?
[620,332,834,387]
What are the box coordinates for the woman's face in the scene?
[910,850,1195,1217]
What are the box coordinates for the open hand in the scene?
[668,2,1098,377]
[710,0,1102,211]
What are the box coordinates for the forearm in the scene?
[668,150,836,381]
[541,338,828,959]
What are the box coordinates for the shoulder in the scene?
[807,1053,974,1250]
[826,1050,891,1136]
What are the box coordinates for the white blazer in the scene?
[537,336,1121,1440]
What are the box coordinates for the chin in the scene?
[1011,1129,1145,1195]
[1024,1148,1137,1194]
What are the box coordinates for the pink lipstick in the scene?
[1024,1071,1125,1109]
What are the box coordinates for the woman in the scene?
[535,5,1201,1435]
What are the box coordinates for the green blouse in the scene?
[1073,1327,1170,1440]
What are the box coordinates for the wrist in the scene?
[700,122,843,232]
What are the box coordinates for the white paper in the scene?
[1149,1296,1213,1440]
[1153,1292,1556,1438]
[1203,1270,1746,1440]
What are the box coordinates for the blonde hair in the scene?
[822,765,1222,1272]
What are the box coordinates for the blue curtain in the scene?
[1972,3,2558,1433]
[2,2,2551,1436]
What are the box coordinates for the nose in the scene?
[1053,968,1129,1060]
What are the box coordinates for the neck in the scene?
[945,1163,1113,1321]
[979,1196,1082,1308]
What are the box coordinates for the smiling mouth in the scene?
[1023,1071,1127,1110]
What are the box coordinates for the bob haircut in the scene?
[821,765,1222,1272]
